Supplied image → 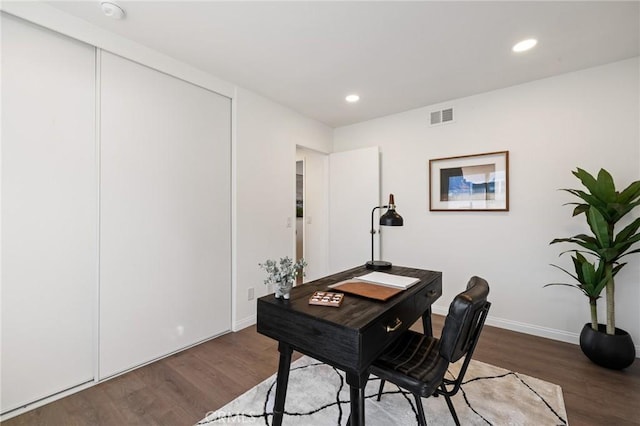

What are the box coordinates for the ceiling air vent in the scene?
[430,107,454,126]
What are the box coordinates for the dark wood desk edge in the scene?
[258,266,441,330]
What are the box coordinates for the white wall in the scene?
[334,58,640,349]
[234,88,332,329]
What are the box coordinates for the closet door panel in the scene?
[1,14,96,412]
[99,52,231,378]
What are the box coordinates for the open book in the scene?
[353,272,420,289]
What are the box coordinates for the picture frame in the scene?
[429,151,509,211]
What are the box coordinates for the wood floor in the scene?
[3,316,639,426]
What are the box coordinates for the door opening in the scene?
[296,160,304,284]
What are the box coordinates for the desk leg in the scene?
[422,307,433,338]
[346,373,368,426]
[273,342,293,426]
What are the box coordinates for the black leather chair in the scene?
[369,276,491,426]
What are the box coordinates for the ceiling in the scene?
[45,1,640,128]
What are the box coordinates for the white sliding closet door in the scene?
[1,14,96,413]
[99,52,231,378]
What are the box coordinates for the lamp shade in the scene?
[380,209,403,226]
[380,193,403,226]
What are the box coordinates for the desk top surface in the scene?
[257,265,441,331]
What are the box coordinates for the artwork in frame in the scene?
[429,151,509,211]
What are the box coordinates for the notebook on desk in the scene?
[329,272,421,301]
[329,280,404,301]
[354,272,420,289]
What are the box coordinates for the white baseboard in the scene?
[233,314,256,332]
[431,305,640,357]
[0,380,96,422]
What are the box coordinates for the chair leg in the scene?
[413,394,427,426]
[376,379,386,401]
[443,393,460,426]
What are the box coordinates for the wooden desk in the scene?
[257,265,442,426]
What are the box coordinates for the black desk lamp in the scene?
[366,194,404,270]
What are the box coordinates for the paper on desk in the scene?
[354,272,420,289]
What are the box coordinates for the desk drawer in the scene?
[360,280,442,367]
[414,279,442,316]
[360,294,417,367]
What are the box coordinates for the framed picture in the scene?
[429,151,509,211]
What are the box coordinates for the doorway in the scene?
[296,160,304,284]
[295,146,330,282]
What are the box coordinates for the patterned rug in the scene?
[196,355,568,425]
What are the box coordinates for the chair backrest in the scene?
[439,276,490,363]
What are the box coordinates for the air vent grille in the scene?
[430,107,454,126]
[442,108,454,122]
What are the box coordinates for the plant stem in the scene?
[589,299,598,330]
[605,264,615,335]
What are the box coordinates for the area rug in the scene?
[196,356,568,425]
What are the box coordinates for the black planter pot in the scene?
[579,323,636,370]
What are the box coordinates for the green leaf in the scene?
[608,201,640,223]
[587,207,610,247]
[569,237,601,254]
[548,254,608,299]
[561,187,608,212]
[581,259,595,283]
[612,262,627,276]
[614,217,640,244]
[544,282,581,289]
[558,249,597,258]
[550,263,578,282]
[614,233,640,251]
[618,180,640,204]
[619,247,640,259]
[573,168,598,195]
[572,190,607,212]
[594,168,617,203]
[572,204,589,217]
[626,199,640,214]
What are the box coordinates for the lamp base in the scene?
[365,260,392,270]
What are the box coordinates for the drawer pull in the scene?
[426,290,437,297]
[386,318,403,332]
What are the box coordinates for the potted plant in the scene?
[548,168,640,369]
[259,257,307,299]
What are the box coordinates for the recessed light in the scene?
[101,1,126,19]
[512,38,537,53]
[345,94,360,103]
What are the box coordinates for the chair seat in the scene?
[370,330,449,397]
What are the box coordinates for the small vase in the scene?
[275,280,293,299]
